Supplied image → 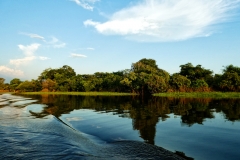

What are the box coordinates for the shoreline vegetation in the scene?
[19,92,137,96]
[1,90,239,98]
[16,91,240,98]
[1,58,240,96]
[153,92,240,98]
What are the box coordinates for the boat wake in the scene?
[0,94,184,159]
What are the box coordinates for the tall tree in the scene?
[179,63,213,82]
[170,73,191,91]
[57,65,76,79]
[38,68,55,81]
[223,65,240,75]
[42,79,57,92]
[130,58,170,94]
[10,78,22,91]
[179,63,213,90]
[215,65,240,92]
[0,78,5,89]
[219,72,240,91]
[16,80,35,92]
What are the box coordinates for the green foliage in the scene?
[17,80,35,92]
[10,78,22,91]
[131,58,159,74]
[71,75,85,91]
[2,59,240,94]
[38,68,55,81]
[219,72,240,91]
[120,70,138,93]
[170,74,191,91]
[30,79,42,91]
[179,63,213,82]
[3,83,10,91]
[0,78,5,89]
[21,92,136,96]
[153,92,240,98]
[57,65,76,79]
[38,65,76,92]
[38,65,76,82]
[0,78,4,85]
[83,80,96,92]
[129,58,170,94]
[145,74,168,93]
[213,65,240,92]
[42,79,57,91]
[191,79,208,89]
[223,65,240,75]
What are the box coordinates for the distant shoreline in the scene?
[2,91,240,98]
[153,92,240,98]
[18,92,137,96]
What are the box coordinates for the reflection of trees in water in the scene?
[169,98,214,126]
[129,97,171,145]
[211,99,240,121]
[25,94,240,144]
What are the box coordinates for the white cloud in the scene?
[10,56,36,66]
[47,37,66,48]
[39,56,50,60]
[18,43,41,56]
[71,0,100,11]
[10,43,41,66]
[87,47,95,50]
[19,32,66,48]
[84,19,100,26]
[9,43,51,66]
[84,0,240,42]
[0,66,24,77]
[10,56,50,66]
[53,43,66,48]
[19,32,45,40]
[77,47,95,50]
[70,53,87,58]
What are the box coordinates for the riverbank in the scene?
[19,92,137,96]
[153,92,240,98]
[4,91,240,98]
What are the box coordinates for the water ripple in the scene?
[0,94,184,160]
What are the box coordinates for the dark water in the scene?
[1,94,240,159]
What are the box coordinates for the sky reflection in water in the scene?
[1,94,240,159]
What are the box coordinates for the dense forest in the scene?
[0,58,240,94]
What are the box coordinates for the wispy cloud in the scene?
[18,43,41,56]
[0,66,24,77]
[70,53,87,58]
[86,47,95,50]
[10,56,36,66]
[71,0,100,11]
[9,56,49,66]
[84,0,240,42]
[19,32,45,40]
[78,47,95,50]
[39,56,50,60]
[47,37,66,48]
[10,43,41,66]
[19,32,66,48]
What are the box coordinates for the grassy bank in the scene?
[19,92,137,96]
[153,92,240,98]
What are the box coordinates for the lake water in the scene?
[0,93,240,159]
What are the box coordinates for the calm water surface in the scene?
[0,93,240,159]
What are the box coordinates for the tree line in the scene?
[0,58,240,94]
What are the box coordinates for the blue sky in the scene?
[1,0,240,82]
